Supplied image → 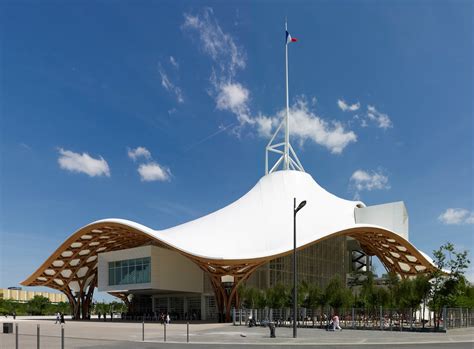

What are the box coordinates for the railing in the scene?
[233,307,474,331]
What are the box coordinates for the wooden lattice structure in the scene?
[22,221,437,321]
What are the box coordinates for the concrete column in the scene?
[184,297,188,320]
[201,295,207,321]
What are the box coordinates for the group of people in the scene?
[97,312,114,321]
[54,312,66,324]
[159,313,171,325]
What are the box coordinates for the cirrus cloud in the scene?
[182,8,245,77]
[338,99,360,112]
[183,9,357,155]
[367,105,392,129]
[158,63,184,104]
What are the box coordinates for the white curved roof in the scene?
[23,170,439,289]
[93,170,365,260]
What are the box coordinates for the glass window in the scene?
[136,264,143,284]
[108,257,151,286]
[109,267,115,285]
[115,267,121,285]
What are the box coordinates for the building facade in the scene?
[1,288,67,303]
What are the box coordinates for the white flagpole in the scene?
[284,19,290,170]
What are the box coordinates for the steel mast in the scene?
[265,20,304,175]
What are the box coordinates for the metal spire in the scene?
[265,20,304,175]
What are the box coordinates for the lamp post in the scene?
[293,198,306,338]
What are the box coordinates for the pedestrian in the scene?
[55,312,60,324]
[332,314,342,331]
[13,311,16,320]
[60,313,65,324]
[98,312,101,320]
[166,313,170,324]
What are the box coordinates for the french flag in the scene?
[286,30,298,44]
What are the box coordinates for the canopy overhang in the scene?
[21,170,437,319]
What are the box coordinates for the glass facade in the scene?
[246,236,348,290]
[108,257,151,286]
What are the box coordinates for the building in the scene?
[21,170,437,321]
[1,288,67,304]
[21,29,438,321]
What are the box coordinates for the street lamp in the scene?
[293,198,306,338]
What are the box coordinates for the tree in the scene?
[27,296,51,315]
[325,276,353,314]
[359,272,377,313]
[454,279,474,308]
[428,242,470,329]
[302,282,322,326]
[240,286,259,309]
[386,272,400,309]
[413,275,431,328]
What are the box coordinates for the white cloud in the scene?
[215,82,252,124]
[338,99,360,112]
[182,10,357,155]
[350,169,390,192]
[438,208,474,225]
[254,99,357,154]
[158,64,184,103]
[169,56,179,69]
[138,162,171,182]
[216,83,249,111]
[182,8,245,77]
[367,105,392,129]
[127,146,151,161]
[127,148,172,182]
[183,8,249,125]
[58,148,110,177]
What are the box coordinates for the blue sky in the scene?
[1,1,472,300]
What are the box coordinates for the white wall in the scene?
[98,245,203,293]
[355,201,409,240]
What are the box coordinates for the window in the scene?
[108,257,151,286]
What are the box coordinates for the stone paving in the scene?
[1,317,473,348]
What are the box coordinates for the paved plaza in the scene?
[1,317,473,349]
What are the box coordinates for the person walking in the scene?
[166,313,170,324]
[55,312,60,324]
[60,313,66,324]
[332,314,342,331]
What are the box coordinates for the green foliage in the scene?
[303,282,323,312]
[265,283,288,309]
[239,286,260,309]
[235,242,472,322]
[92,301,127,315]
[0,298,70,316]
[429,242,470,319]
[454,280,474,308]
[27,296,51,315]
[325,276,353,311]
